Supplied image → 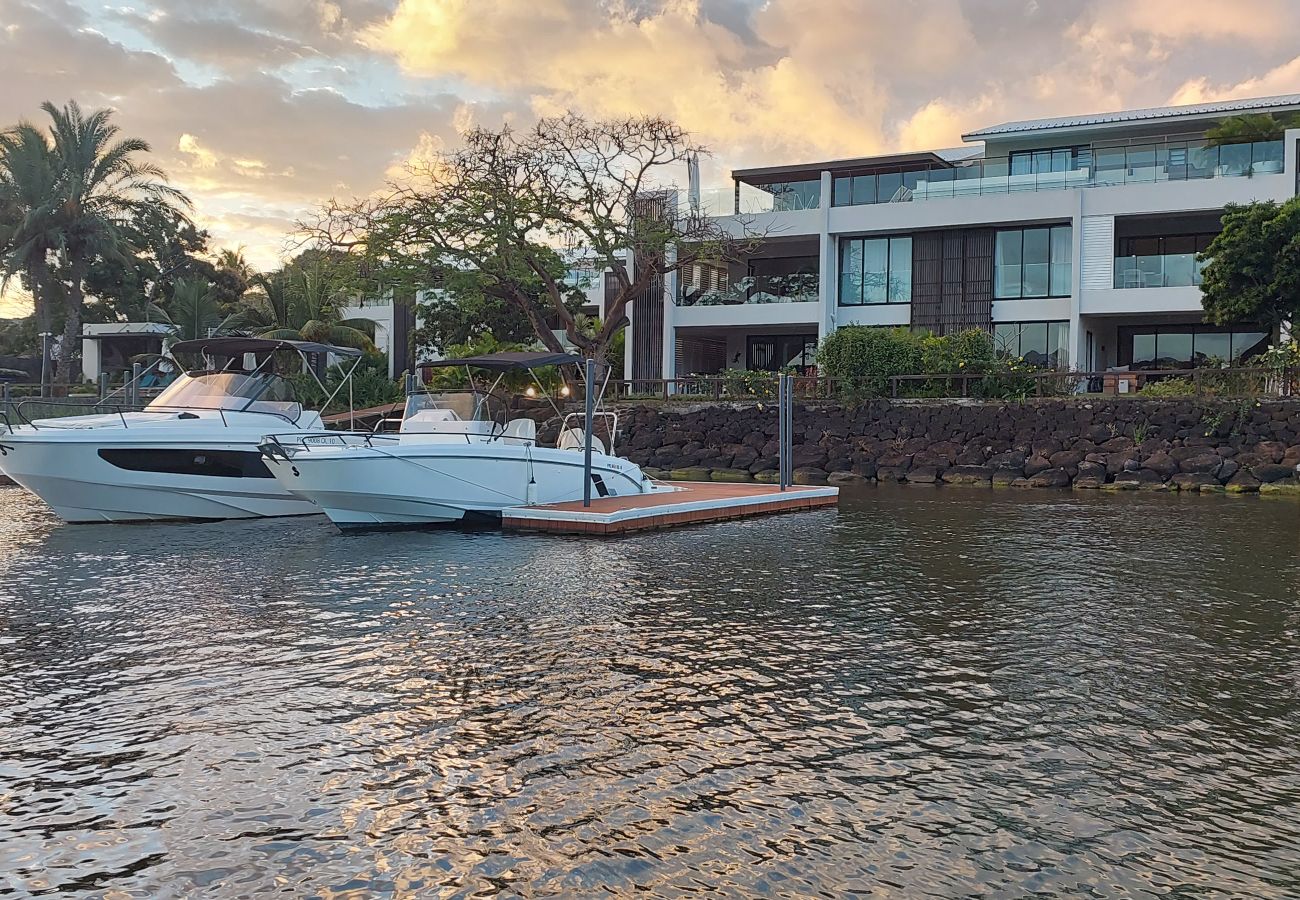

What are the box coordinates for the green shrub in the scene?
[817,326,923,396]
[1139,376,1196,397]
[290,351,403,413]
[920,328,996,375]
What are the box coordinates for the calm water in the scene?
[1,485,1299,898]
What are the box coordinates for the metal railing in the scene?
[614,366,1297,402]
[678,273,820,306]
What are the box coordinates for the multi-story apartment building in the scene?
[626,94,1300,383]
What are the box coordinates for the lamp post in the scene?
[39,331,51,398]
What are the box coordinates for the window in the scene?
[1009,146,1089,175]
[763,179,820,211]
[1120,326,1272,370]
[747,334,818,373]
[839,236,912,305]
[994,322,1069,369]
[994,226,1071,299]
[1114,232,1216,288]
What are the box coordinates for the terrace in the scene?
[697,138,1286,216]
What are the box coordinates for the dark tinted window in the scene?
[98,449,274,479]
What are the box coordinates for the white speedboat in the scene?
[0,337,362,523]
[260,351,661,530]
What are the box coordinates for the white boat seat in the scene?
[557,427,606,455]
[502,417,536,445]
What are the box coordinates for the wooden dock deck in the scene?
[502,482,839,535]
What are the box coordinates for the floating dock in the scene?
[502,482,839,535]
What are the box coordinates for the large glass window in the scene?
[747,334,818,373]
[838,236,913,305]
[1114,232,1216,288]
[764,179,821,211]
[994,322,1069,368]
[1121,326,1273,370]
[994,226,1072,299]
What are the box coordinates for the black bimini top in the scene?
[169,337,364,358]
[421,351,585,371]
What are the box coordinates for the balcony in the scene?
[697,179,822,217]
[829,139,1285,206]
[1113,253,1206,289]
[679,273,820,307]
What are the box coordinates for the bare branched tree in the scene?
[299,114,762,367]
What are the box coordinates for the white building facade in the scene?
[626,94,1300,385]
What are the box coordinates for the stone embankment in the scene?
[589,398,1300,494]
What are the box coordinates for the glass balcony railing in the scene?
[1113,253,1207,289]
[829,139,1285,207]
[678,273,820,306]
[694,182,823,216]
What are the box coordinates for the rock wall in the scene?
[599,398,1300,493]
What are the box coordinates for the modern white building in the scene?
[625,94,1300,384]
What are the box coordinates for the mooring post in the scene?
[130,362,142,408]
[786,374,794,488]
[583,357,595,507]
[774,371,785,491]
[98,372,109,402]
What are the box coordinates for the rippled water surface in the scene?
[2,485,1300,897]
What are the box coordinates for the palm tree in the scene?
[41,100,190,381]
[242,260,375,351]
[0,122,61,336]
[156,276,237,342]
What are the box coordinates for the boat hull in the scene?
[261,443,650,530]
[0,432,318,523]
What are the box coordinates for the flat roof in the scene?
[965,93,1300,140]
[733,150,953,182]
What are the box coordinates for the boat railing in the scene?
[260,431,401,460]
[560,410,620,451]
[12,399,304,431]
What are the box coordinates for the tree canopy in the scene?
[301,114,760,367]
[1199,198,1300,328]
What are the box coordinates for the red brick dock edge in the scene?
[502,482,839,535]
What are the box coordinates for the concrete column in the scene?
[818,170,835,343]
[1069,189,1086,371]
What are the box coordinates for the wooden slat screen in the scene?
[909,228,994,335]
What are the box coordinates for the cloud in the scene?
[1168,56,1300,106]
[6,0,1300,284]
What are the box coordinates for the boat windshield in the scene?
[403,390,494,422]
[146,372,303,420]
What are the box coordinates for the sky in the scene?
[5,0,1300,317]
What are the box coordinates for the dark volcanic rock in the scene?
[1027,467,1072,488]
[1251,463,1295,484]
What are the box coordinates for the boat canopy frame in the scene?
[417,351,612,430]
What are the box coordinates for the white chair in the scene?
[502,418,536,445]
[557,427,606,455]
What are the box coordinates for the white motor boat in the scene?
[0,337,363,523]
[259,351,662,530]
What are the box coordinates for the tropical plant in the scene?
[154,276,237,342]
[241,258,375,351]
[39,100,190,381]
[1199,198,1300,328]
[288,351,401,413]
[0,122,61,336]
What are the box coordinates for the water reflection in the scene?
[1,486,1299,896]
